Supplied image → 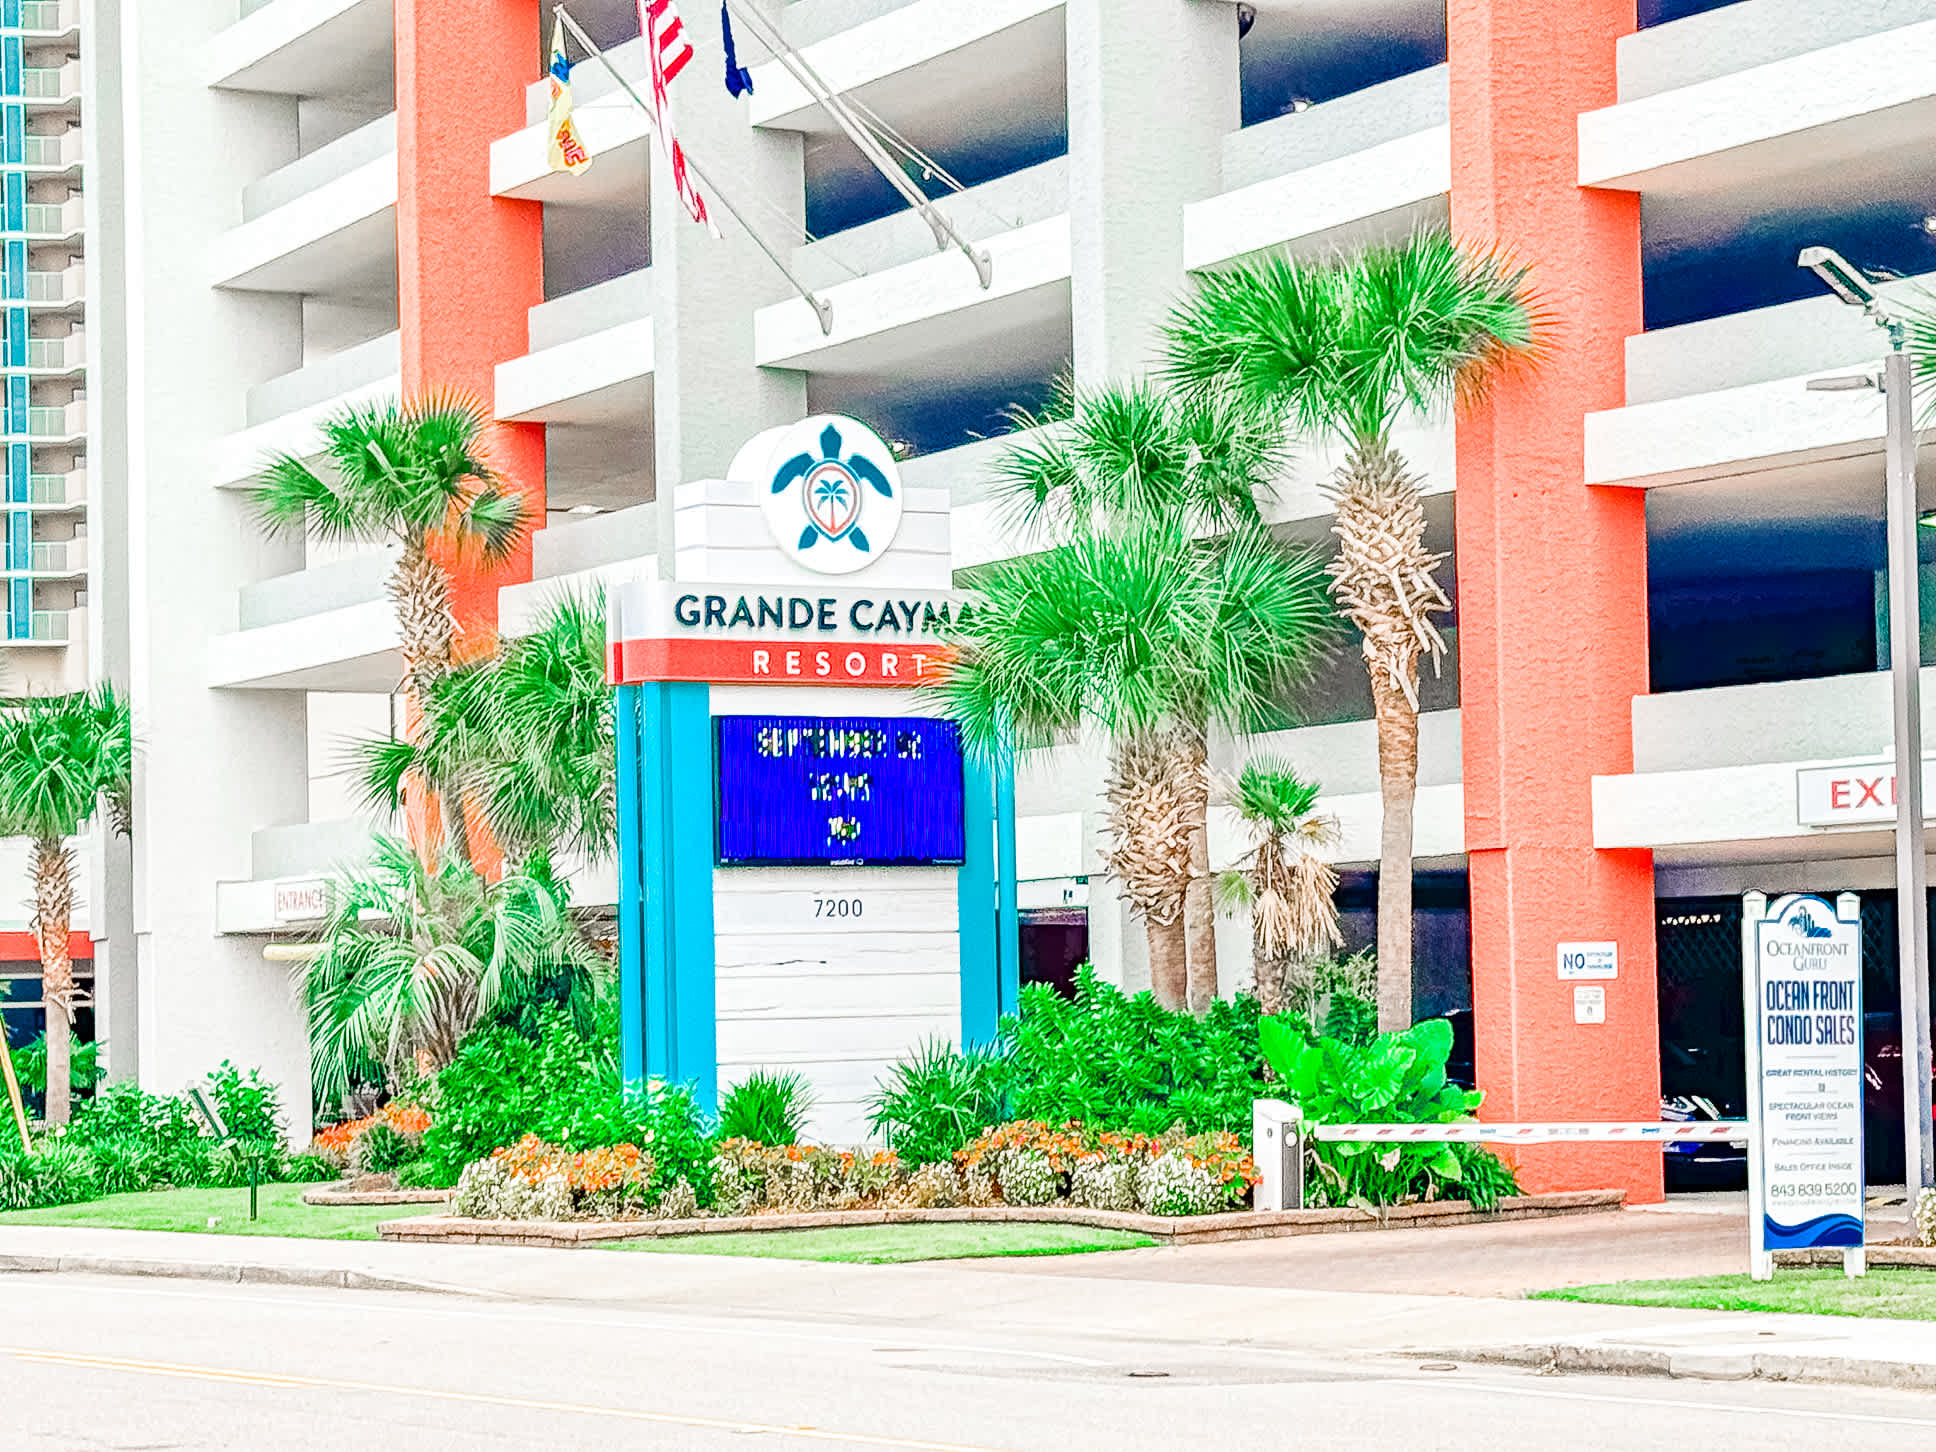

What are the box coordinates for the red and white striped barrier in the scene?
[1309,1121,1747,1145]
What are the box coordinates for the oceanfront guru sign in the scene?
[1741,891,1865,1280]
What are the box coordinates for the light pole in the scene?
[1799,245,1935,1197]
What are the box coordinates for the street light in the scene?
[1799,244,1934,1198]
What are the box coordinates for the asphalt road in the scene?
[7,1272,1936,1451]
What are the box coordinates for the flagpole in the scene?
[721,0,993,289]
[556,5,835,335]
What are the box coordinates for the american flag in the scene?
[641,0,718,235]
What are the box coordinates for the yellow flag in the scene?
[546,17,593,176]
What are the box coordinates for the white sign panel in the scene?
[1743,891,1864,1278]
[1557,942,1618,980]
[1796,759,1935,827]
[1572,985,1606,1025]
[272,879,329,925]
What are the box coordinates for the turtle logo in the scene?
[751,415,904,576]
[777,422,894,555]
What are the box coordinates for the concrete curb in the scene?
[1437,1341,1936,1392]
[0,1250,498,1300]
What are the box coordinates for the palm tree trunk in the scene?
[32,835,75,1127]
[1182,789,1219,1015]
[1372,678,1417,1033]
[1147,914,1189,1011]
[1101,732,1194,1011]
[390,535,456,700]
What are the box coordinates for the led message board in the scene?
[714,715,966,866]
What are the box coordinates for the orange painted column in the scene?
[1449,1,1662,1202]
[395,0,546,656]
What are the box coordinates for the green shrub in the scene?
[12,1034,104,1114]
[350,1121,418,1175]
[394,1158,445,1190]
[1002,968,1264,1136]
[280,1152,341,1184]
[717,1070,815,1147]
[866,1038,1006,1166]
[208,1061,285,1150]
[425,1008,716,1206]
[1261,1015,1518,1210]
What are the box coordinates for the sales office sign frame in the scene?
[1741,891,1866,1282]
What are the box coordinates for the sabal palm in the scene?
[248,393,528,699]
[299,835,604,1108]
[935,516,1333,1011]
[353,590,615,866]
[1217,757,1342,1017]
[1166,227,1540,1032]
[0,683,132,1127]
[993,375,1288,540]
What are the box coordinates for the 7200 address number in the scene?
[813,898,863,919]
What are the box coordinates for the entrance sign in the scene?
[272,879,329,925]
[1741,891,1865,1281]
[1557,941,1617,980]
[609,415,1018,1143]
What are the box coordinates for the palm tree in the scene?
[1166,227,1541,1032]
[0,684,133,1127]
[352,590,614,867]
[298,835,604,1108]
[1215,757,1342,1016]
[934,516,1334,1011]
[961,379,1326,1010]
[249,393,529,698]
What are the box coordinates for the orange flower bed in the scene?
[312,1101,433,1164]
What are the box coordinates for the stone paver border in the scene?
[377,1189,1625,1249]
[301,1187,451,1207]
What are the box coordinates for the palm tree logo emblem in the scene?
[772,422,896,556]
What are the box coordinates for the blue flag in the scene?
[722,4,753,97]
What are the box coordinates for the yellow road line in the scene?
[4,1346,1013,1452]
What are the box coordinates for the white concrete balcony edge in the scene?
[1183,126,1449,271]
[207,597,400,692]
[754,213,1069,370]
[1580,18,1936,188]
[209,373,400,490]
[1582,361,1935,488]
[491,87,651,202]
[495,316,654,423]
[208,152,397,292]
[206,0,395,98]
[749,0,1061,130]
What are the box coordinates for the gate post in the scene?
[1253,1099,1304,1211]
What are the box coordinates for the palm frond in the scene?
[1163,225,1542,446]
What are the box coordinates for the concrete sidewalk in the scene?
[8,1215,1936,1392]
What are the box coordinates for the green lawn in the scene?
[1534,1268,1936,1321]
[606,1222,1158,1264]
[0,1183,398,1240]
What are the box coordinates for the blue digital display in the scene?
[714,715,966,866]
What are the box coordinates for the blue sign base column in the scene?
[958,748,1019,1049]
[616,681,718,1111]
